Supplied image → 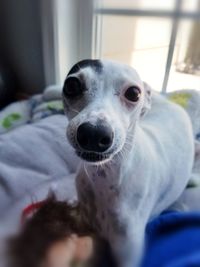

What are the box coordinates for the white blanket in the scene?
[0,88,200,223]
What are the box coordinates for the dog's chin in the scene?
[76,151,112,165]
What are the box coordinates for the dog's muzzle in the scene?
[76,121,113,162]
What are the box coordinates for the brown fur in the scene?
[8,198,115,267]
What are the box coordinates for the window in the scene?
[93,0,200,92]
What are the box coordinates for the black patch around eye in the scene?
[63,77,83,98]
[67,59,103,76]
[124,86,141,102]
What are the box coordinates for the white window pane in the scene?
[101,16,172,91]
[181,0,199,12]
[101,0,176,10]
[167,20,200,92]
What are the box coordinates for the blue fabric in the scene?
[141,211,200,267]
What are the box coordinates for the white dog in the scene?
[62,60,194,267]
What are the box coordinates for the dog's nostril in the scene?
[76,122,113,153]
[78,135,88,147]
[77,124,89,148]
[99,136,112,147]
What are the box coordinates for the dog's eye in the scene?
[63,77,83,98]
[124,86,141,102]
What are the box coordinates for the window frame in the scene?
[41,0,200,91]
[94,0,200,93]
[41,0,94,85]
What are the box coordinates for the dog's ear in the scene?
[141,82,152,117]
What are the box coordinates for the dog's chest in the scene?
[78,164,127,237]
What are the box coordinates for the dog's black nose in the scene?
[77,122,113,152]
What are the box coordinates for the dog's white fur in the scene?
[63,60,194,267]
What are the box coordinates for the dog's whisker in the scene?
[70,107,79,114]
[117,150,125,161]
[83,162,89,178]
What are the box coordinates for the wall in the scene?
[0,0,45,96]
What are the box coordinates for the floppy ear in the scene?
[141,82,152,117]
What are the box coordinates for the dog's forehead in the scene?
[67,59,141,85]
[68,59,103,76]
[101,60,141,82]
